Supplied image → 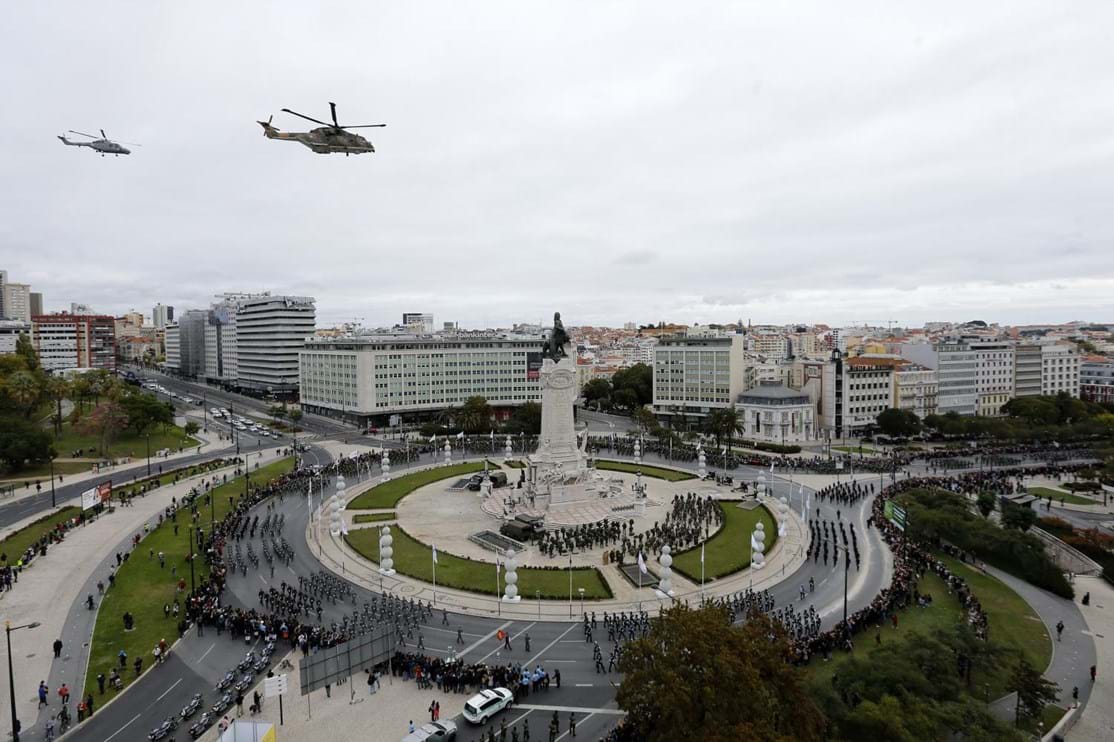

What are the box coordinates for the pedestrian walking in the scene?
[1056,620,1064,641]
[525,633,531,652]
[568,712,576,737]
[53,639,63,658]
[457,627,464,645]
[38,681,49,708]
[1091,664,1097,683]
[236,691,244,716]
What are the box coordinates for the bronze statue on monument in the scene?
[540,311,570,362]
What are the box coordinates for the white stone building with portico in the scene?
[737,381,815,444]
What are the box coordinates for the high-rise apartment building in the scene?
[164,323,180,370]
[652,334,747,428]
[177,309,209,378]
[31,314,116,372]
[152,303,174,329]
[902,340,977,415]
[1,283,32,322]
[820,352,898,439]
[236,295,316,395]
[29,292,43,318]
[1039,344,1080,397]
[1013,344,1043,398]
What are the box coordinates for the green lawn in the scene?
[1028,487,1101,506]
[353,512,397,523]
[503,460,527,469]
[808,571,963,688]
[52,421,199,459]
[84,457,294,698]
[832,445,880,455]
[345,525,612,599]
[671,502,777,582]
[595,460,695,481]
[0,460,92,483]
[346,461,494,509]
[0,506,82,560]
[937,556,1051,697]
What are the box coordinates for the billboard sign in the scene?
[81,481,112,511]
[526,352,542,381]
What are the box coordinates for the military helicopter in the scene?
[258,102,385,155]
[57,129,137,156]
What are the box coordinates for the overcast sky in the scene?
[3,1,1113,329]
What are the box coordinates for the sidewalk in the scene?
[196,650,465,742]
[0,448,285,740]
[1065,575,1112,740]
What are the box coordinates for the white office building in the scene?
[152,303,175,329]
[1040,344,1080,397]
[737,382,815,443]
[0,320,31,355]
[164,323,181,371]
[893,365,938,419]
[972,339,1015,416]
[1,283,32,322]
[821,352,898,439]
[236,295,316,395]
[299,332,542,425]
[652,334,747,428]
[902,340,977,416]
[401,313,434,334]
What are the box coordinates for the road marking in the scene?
[259,574,269,585]
[574,683,593,687]
[514,704,624,716]
[199,642,216,662]
[155,677,183,702]
[555,712,597,740]
[475,622,536,664]
[458,621,512,659]
[103,713,141,742]
[526,622,578,666]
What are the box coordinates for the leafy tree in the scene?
[632,406,660,437]
[0,418,54,473]
[78,401,129,456]
[1008,657,1059,726]
[454,396,493,434]
[268,404,288,427]
[47,376,70,434]
[611,364,653,407]
[876,408,922,437]
[287,409,303,432]
[504,402,541,435]
[617,605,825,742]
[976,491,996,518]
[704,407,742,451]
[612,387,641,412]
[120,392,173,435]
[14,333,39,371]
[581,378,612,409]
[1001,503,1037,532]
[183,421,200,437]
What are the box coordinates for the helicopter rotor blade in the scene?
[280,108,332,127]
[69,130,98,139]
[329,102,339,128]
[100,129,107,139]
[337,124,386,129]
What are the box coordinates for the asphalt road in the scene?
[66,443,894,742]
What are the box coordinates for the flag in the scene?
[432,545,438,564]
[490,430,494,441]
[769,461,774,473]
[429,435,436,443]
[700,543,705,565]
[457,431,464,440]
[637,551,648,575]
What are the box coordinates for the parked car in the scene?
[462,688,513,725]
[402,720,458,742]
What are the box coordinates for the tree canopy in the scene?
[616,605,825,742]
[875,407,922,437]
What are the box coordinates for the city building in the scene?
[737,381,815,443]
[972,339,1015,416]
[152,303,174,329]
[1081,356,1114,404]
[299,332,542,425]
[401,312,434,334]
[821,352,898,439]
[750,333,789,360]
[0,320,31,355]
[652,334,747,428]
[1040,344,1080,397]
[31,314,116,372]
[70,303,95,316]
[1013,343,1043,398]
[901,340,977,416]
[236,295,316,395]
[893,364,938,419]
[164,323,180,371]
[203,293,263,384]
[119,336,156,363]
[1,282,32,321]
[29,292,42,318]
[177,309,209,378]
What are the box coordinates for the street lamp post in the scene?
[578,587,585,619]
[188,526,197,594]
[49,455,57,508]
[6,619,41,741]
[835,544,850,635]
[146,433,151,478]
[536,589,541,620]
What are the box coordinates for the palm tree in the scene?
[7,370,41,419]
[48,376,71,434]
[704,406,743,453]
